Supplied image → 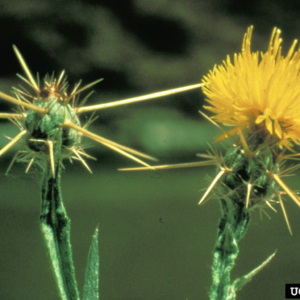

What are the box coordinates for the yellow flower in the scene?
[121,27,300,234]
[202,26,300,149]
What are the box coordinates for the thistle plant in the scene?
[0,46,202,300]
[122,26,300,299]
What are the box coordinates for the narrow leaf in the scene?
[233,250,276,291]
[83,227,99,300]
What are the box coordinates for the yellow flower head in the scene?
[120,26,300,234]
[202,26,300,149]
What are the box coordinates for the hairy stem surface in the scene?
[210,200,250,300]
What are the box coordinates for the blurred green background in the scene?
[1,0,300,299]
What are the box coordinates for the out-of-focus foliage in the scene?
[1,0,299,160]
[1,2,300,300]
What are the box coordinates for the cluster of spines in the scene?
[121,111,300,234]
[0,45,203,177]
[2,46,299,233]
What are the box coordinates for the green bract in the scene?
[24,97,81,157]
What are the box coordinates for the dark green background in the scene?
[0,0,300,299]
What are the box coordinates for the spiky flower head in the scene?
[0,46,202,176]
[200,26,300,233]
[202,26,300,149]
[121,27,300,234]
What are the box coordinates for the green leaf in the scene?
[233,250,276,292]
[83,227,100,300]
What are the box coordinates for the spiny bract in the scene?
[121,27,300,234]
[0,45,202,177]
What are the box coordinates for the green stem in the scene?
[210,200,250,300]
[40,161,80,300]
